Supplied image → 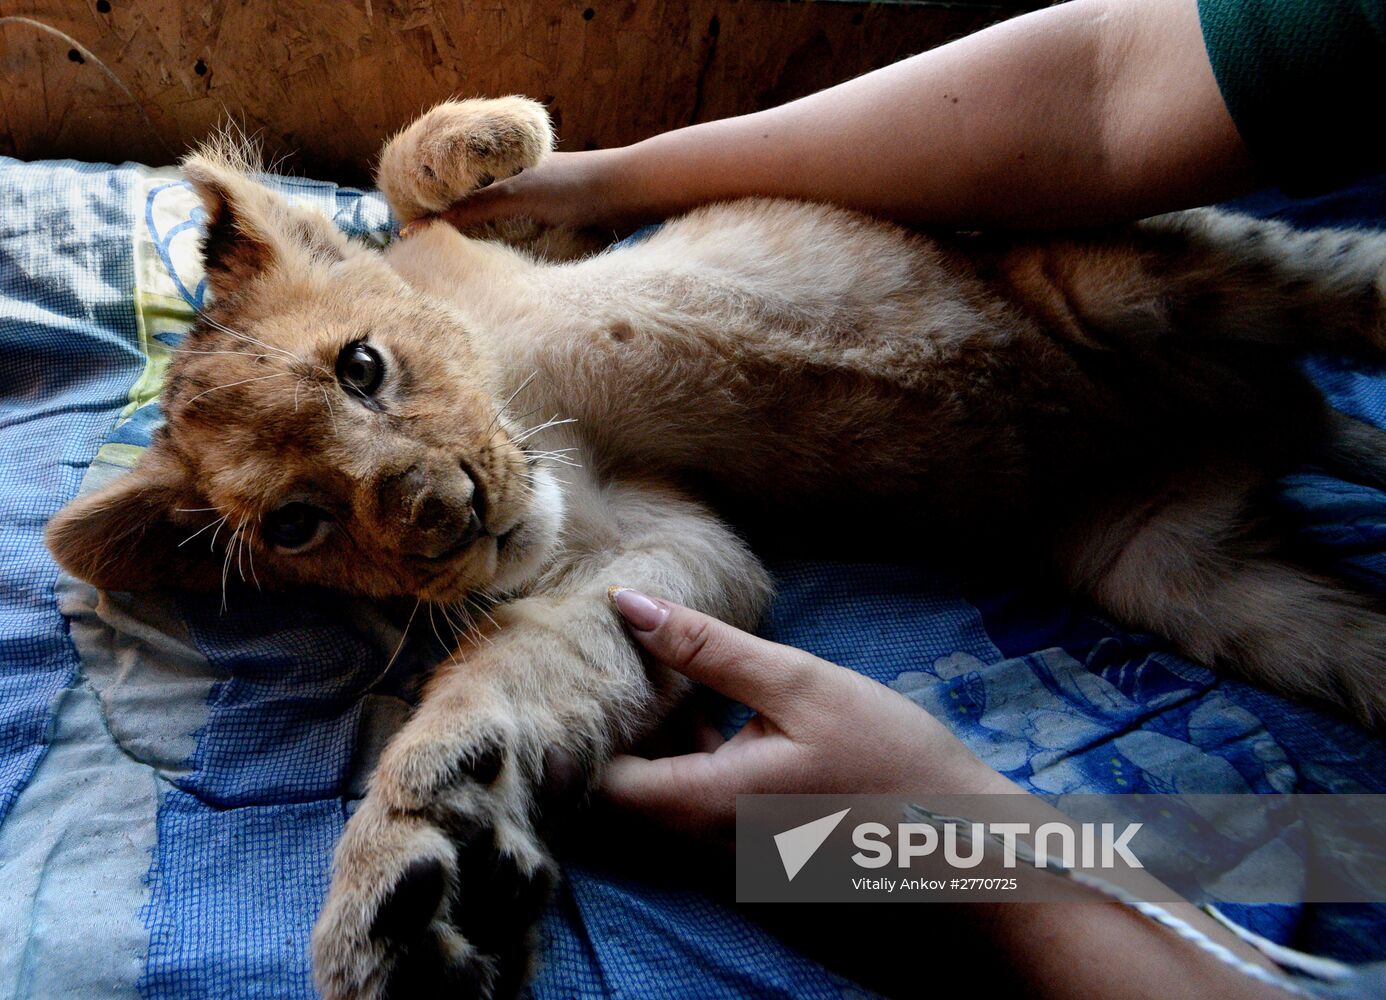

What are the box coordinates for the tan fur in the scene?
[43,97,1386,997]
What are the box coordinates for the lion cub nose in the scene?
[378,462,484,559]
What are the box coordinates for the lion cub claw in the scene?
[376,96,554,222]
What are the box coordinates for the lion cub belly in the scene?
[515,201,1090,515]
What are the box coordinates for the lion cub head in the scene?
[46,151,563,604]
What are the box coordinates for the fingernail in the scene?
[608,586,668,631]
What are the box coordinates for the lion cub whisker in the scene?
[244,519,261,591]
[176,348,276,360]
[316,383,339,433]
[463,595,502,633]
[361,597,423,695]
[511,415,577,446]
[177,512,230,550]
[515,451,583,470]
[425,601,488,659]
[487,369,540,430]
[219,520,244,612]
[196,311,299,364]
[444,600,492,648]
[183,371,294,405]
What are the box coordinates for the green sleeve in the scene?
[1197,0,1386,193]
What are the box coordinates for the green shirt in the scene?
[1198,0,1385,193]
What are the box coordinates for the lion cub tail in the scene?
[1135,208,1386,359]
[1005,209,1386,364]
[1317,409,1386,492]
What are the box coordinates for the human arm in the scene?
[443,0,1254,232]
[601,588,1294,1000]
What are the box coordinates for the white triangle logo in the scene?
[773,808,851,881]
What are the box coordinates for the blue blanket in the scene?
[1,156,1385,998]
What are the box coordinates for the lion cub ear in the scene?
[46,445,223,593]
[181,145,353,298]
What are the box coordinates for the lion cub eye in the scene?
[263,502,328,552]
[335,342,384,399]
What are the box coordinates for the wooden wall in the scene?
[0,1,1029,184]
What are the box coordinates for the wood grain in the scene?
[0,1,1027,184]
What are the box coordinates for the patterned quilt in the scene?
[2,156,1385,998]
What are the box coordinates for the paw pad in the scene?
[535,745,587,827]
[380,933,489,1000]
[370,857,447,944]
[461,742,505,785]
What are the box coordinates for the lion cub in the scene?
[46,97,1386,998]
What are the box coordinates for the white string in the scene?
[1065,871,1315,997]
[1204,905,1354,983]
[902,803,1320,998]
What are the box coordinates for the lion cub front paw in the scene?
[312,722,572,1000]
[377,97,554,222]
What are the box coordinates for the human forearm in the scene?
[616,0,1252,225]
[883,767,1287,999]
[964,899,1287,1000]
[445,0,1256,232]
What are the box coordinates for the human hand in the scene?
[437,148,646,232]
[600,588,1015,839]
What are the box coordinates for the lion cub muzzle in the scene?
[375,458,484,561]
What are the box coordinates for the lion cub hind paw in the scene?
[377,97,554,222]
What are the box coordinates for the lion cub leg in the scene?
[376,97,554,224]
[1057,463,1386,727]
[311,483,770,999]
